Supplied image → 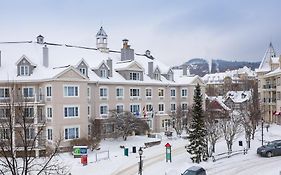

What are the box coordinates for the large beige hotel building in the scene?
[0,27,205,154]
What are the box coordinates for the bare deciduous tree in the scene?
[220,111,242,153]
[0,86,68,175]
[205,114,222,155]
[169,106,187,136]
[109,110,149,141]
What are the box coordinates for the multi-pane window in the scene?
[46,86,52,97]
[0,108,10,118]
[24,107,34,118]
[182,103,188,110]
[20,65,29,76]
[64,127,79,140]
[130,104,140,114]
[129,72,140,80]
[64,106,79,118]
[100,105,108,115]
[181,89,187,97]
[146,104,153,111]
[145,88,152,97]
[171,103,176,111]
[170,89,176,97]
[155,73,160,80]
[158,89,164,97]
[79,68,87,75]
[47,128,53,141]
[116,88,124,97]
[116,105,124,113]
[100,69,107,78]
[0,128,10,140]
[130,88,140,97]
[46,107,53,118]
[158,103,164,112]
[64,86,79,97]
[100,88,108,97]
[25,128,35,140]
[23,87,34,97]
[0,88,9,98]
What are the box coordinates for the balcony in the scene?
[263,98,276,104]
[15,115,46,125]
[263,84,277,89]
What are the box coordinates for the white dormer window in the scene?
[100,69,107,78]
[155,73,160,80]
[130,72,140,80]
[79,68,87,75]
[20,65,29,76]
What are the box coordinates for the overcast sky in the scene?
[0,0,281,66]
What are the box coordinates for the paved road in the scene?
[112,145,186,175]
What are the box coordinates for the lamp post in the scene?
[261,118,264,146]
[138,147,143,175]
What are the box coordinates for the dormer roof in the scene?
[258,42,277,70]
[15,55,37,66]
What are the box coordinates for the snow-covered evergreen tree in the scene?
[186,83,207,163]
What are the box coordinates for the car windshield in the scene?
[184,170,197,175]
[267,142,277,147]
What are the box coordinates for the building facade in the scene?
[0,27,205,153]
[256,42,281,124]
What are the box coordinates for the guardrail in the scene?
[212,148,248,162]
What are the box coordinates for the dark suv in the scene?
[257,140,281,157]
[182,166,207,175]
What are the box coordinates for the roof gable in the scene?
[15,55,37,66]
[54,66,88,80]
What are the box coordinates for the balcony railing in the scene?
[263,84,277,89]
[263,98,277,103]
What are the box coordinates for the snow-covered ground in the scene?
[64,125,281,175]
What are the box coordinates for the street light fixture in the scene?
[138,147,143,175]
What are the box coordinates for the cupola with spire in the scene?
[96,26,108,52]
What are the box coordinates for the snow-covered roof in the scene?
[202,67,256,84]
[224,91,252,103]
[206,96,231,111]
[0,36,202,86]
[96,27,107,37]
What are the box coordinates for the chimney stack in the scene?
[121,39,134,61]
[183,64,187,76]
[148,62,154,79]
[43,45,49,67]
[106,58,112,77]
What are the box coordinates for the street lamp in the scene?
[138,147,143,175]
[261,118,264,146]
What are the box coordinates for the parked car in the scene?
[182,166,207,175]
[257,140,281,157]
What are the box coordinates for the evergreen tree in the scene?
[186,83,207,163]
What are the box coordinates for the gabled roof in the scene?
[92,60,109,70]
[224,91,251,103]
[76,58,90,68]
[15,55,37,66]
[258,42,277,70]
[115,60,144,71]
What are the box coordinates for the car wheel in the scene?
[266,151,273,158]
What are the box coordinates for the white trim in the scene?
[116,86,124,99]
[63,105,80,118]
[99,104,108,117]
[63,85,79,97]
[0,87,10,99]
[63,125,80,141]
[99,86,108,100]
[22,86,35,98]
[45,84,52,99]
[46,105,53,120]
[46,127,53,142]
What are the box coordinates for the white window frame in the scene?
[63,85,79,97]
[100,69,107,78]
[129,72,140,80]
[99,87,108,99]
[64,126,80,140]
[181,103,188,111]
[46,85,52,97]
[181,88,188,97]
[79,68,87,75]
[145,88,152,98]
[64,105,79,118]
[158,88,165,97]
[20,65,29,76]
[170,103,176,112]
[170,88,176,97]
[130,104,140,115]
[24,107,34,118]
[100,104,108,116]
[130,88,140,97]
[47,127,53,141]
[0,87,10,98]
[25,128,35,140]
[158,103,165,112]
[46,106,53,119]
[116,104,124,113]
[0,128,10,140]
[22,87,34,98]
[116,87,124,98]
